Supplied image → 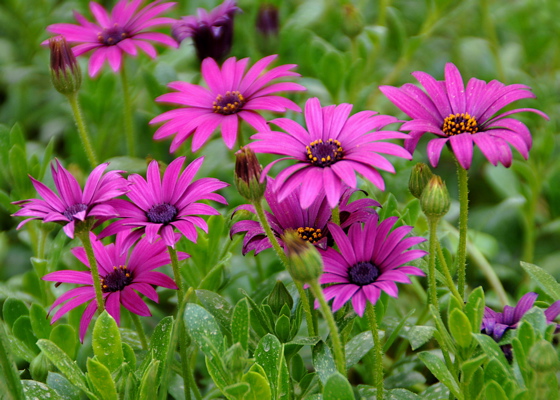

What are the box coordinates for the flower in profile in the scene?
[481,293,560,343]
[230,178,379,255]
[12,160,127,239]
[45,0,178,77]
[250,97,411,209]
[99,157,228,248]
[49,36,82,95]
[43,232,186,341]
[256,4,279,38]
[172,0,240,62]
[318,216,426,316]
[151,55,306,152]
[379,63,549,169]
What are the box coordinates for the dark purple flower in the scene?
[12,160,128,239]
[380,63,548,169]
[481,293,560,342]
[249,97,411,209]
[172,0,240,62]
[318,216,426,316]
[231,178,379,255]
[43,232,187,341]
[99,156,228,248]
[256,4,279,38]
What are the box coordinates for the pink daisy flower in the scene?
[318,216,427,316]
[150,55,306,152]
[379,63,549,169]
[46,0,178,77]
[12,160,128,239]
[43,232,186,341]
[99,156,228,248]
[249,97,412,209]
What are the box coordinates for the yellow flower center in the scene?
[442,113,479,136]
[213,91,245,115]
[306,138,344,167]
[296,227,323,244]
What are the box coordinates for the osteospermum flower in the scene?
[151,55,306,152]
[12,160,127,239]
[99,156,228,247]
[379,63,549,169]
[250,97,411,209]
[43,232,186,341]
[172,0,240,62]
[318,216,427,316]
[481,292,560,342]
[46,0,178,77]
[231,177,379,255]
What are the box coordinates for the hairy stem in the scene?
[67,93,98,168]
[120,66,135,157]
[76,230,104,313]
[427,217,440,309]
[366,302,384,400]
[456,163,469,300]
[130,312,148,350]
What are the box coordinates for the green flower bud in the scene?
[409,162,434,199]
[528,339,559,372]
[234,146,266,201]
[268,280,294,315]
[283,230,323,283]
[30,352,51,382]
[420,175,450,218]
[341,3,364,38]
[49,36,82,95]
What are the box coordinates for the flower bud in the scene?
[49,36,81,95]
[409,162,434,199]
[420,175,450,218]
[528,339,559,372]
[30,352,51,382]
[268,280,294,315]
[234,146,266,201]
[283,230,323,283]
[256,4,279,38]
[341,3,364,38]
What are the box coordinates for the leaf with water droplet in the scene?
[312,340,336,384]
[323,372,353,400]
[22,379,62,400]
[138,316,174,386]
[93,311,123,373]
[87,358,118,400]
[254,334,284,399]
[197,289,233,343]
[47,372,81,400]
[184,304,224,357]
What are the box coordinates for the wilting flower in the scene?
[99,157,228,248]
[250,97,411,209]
[318,216,426,316]
[151,55,306,152]
[12,160,127,239]
[231,177,379,255]
[380,63,549,169]
[481,293,560,342]
[43,232,186,341]
[45,0,177,77]
[172,0,240,62]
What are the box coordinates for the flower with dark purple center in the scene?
[348,261,380,286]
[98,25,129,46]
[63,203,88,221]
[146,203,178,224]
[102,265,133,292]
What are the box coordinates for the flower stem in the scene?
[252,199,316,337]
[435,240,462,303]
[309,280,346,375]
[67,93,98,168]
[427,217,440,309]
[120,65,135,157]
[168,246,184,301]
[76,230,104,313]
[130,311,148,350]
[456,163,469,301]
[366,302,384,400]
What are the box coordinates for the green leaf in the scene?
[0,321,25,400]
[29,303,52,339]
[6,332,36,362]
[312,340,337,384]
[516,321,535,352]
[138,360,160,400]
[254,334,284,399]
[385,371,426,389]
[384,309,414,352]
[483,359,512,390]
[345,330,377,368]
[87,358,118,400]
[122,343,136,370]
[484,380,508,400]
[22,380,62,400]
[358,386,422,399]
[418,352,462,400]
[520,262,560,300]
[323,372,353,400]
[287,336,321,346]
[460,354,487,383]
[448,309,472,348]
[473,334,512,378]
[241,289,273,333]
[465,287,485,334]
[37,339,95,398]
[223,382,250,399]
[318,50,345,97]
[49,324,77,359]
[93,311,123,372]
[231,298,250,351]
[10,145,31,197]
[242,370,272,400]
[520,307,548,336]
[13,316,40,354]
[511,338,529,384]
[184,303,224,357]
[47,372,81,400]
[274,314,291,343]
[196,289,233,342]
[3,297,29,328]
[138,316,174,385]
[405,325,436,350]
[206,355,231,391]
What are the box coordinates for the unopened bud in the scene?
[528,339,559,372]
[256,4,279,38]
[409,162,434,199]
[283,230,323,283]
[268,280,294,315]
[341,4,364,38]
[30,352,51,382]
[49,36,81,95]
[234,146,266,201]
[421,176,450,218]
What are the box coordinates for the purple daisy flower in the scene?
[318,216,427,317]
[481,292,560,342]
[150,55,306,152]
[99,156,228,248]
[43,231,186,341]
[45,0,178,77]
[12,160,127,239]
[172,0,240,62]
[249,97,411,209]
[230,177,379,255]
[379,63,549,169]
